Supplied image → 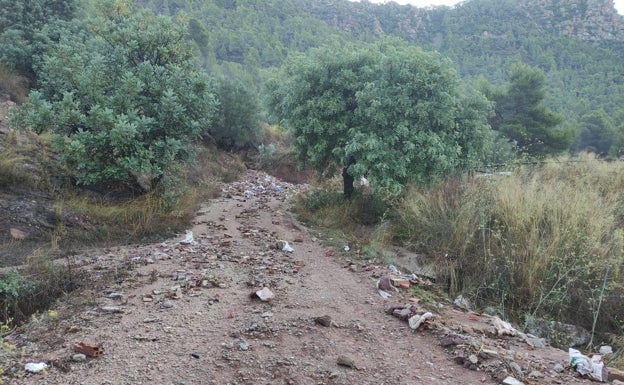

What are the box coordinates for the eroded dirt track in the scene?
[9,171,597,385]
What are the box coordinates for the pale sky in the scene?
[362,0,624,15]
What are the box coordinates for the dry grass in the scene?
[390,154,624,337]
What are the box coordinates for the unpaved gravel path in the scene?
[8,170,600,385]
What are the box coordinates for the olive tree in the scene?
[267,40,493,196]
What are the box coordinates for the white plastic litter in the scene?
[378,289,392,299]
[408,312,434,330]
[256,287,275,301]
[282,241,294,253]
[569,348,608,382]
[25,362,49,373]
[343,245,350,252]
[180,230,196,245]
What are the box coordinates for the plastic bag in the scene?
[569,348,608,382]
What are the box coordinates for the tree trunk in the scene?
[342,166,354,198]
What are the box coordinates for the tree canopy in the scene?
[267,40,494,195]
[486,62,576,157]
[15,0,217,191]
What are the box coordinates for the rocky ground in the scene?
[3,170,622,385]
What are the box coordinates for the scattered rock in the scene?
[107,292,123,300]
[553,363,565,373]
[336,355,357,369]
[528,370,543,378]
[10,227,28,240]
[314,315,332,327]
[72,353,87,362]
[160,300,174,309]
[100,306,123,313]
[502,376,525,385]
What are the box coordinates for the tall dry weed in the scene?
[393,156,624,333]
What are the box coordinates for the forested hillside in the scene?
[133,0,624,156]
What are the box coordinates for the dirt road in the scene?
[9,170,597,385]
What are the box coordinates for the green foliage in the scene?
[392,156,624,333]
[268,39,493,195]
[0,254,83,326]
[209,76,263,150]
[15,0,218,191]
[573,109,616,157]
[0,0,77,80]
[487,62,576,157]
[297,189,387,227]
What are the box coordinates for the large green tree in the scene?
[267,40,493,196]
[487,62,576,157]
[16,0,217,191]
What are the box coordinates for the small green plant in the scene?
[411,285,435,305]
[0,252,85,327]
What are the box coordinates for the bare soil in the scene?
[5,170,604,385]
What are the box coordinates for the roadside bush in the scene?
[0,254,84,326]
[296,189,388,228]
[392,154,624,336]
[14,1,217,192]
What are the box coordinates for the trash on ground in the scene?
[73,342,104,357]
[180,230,196,245]
[276,240,294,252]
[569,348,608,382]
[24,362,48,373]
[377,274,397,292]
[453,294,471,310]
[282,241,294,252]
[386,303,435,331]
[599,345,613,355]
[255,287,275,301]
[490,316,517,337]
[408,311,434,331]
[343,245,350,252]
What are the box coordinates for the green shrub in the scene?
[0,254,84,326]
[14,1,217,191]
